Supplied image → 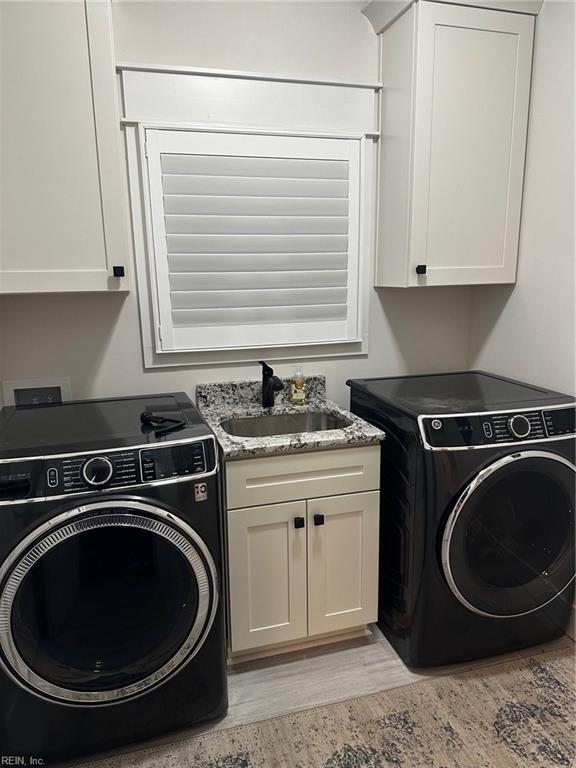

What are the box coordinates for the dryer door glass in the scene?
[443,453,575,617]
[0,502,217,704]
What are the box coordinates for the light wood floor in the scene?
[219,626,574,734]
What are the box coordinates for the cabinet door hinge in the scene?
[157,325,162,344]
[144,142,149,158]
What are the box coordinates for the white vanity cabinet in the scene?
[0,1,128,293]
[226,446,380,655]
[374,1,535,287]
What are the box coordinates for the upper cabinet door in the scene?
[0,2,128,293]
[411,3,534,286]
[375,2,534,287]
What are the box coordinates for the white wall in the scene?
[468,0,576,395]
[0,287,471,408]
[0,1,473,408]
[111,1,378,82]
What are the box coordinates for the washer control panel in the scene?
[48,450,141,495]
[0,438,216,503]
[36,439,214,497]
[421,406,575,449]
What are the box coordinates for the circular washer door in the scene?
[442,451,575,618]
[0,501,218,705]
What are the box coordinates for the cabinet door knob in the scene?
[416,264,427,275]
[314,514,325,526]
[112,265,125,277]
[294,517,305,529]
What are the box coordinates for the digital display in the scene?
[141,443,206,481]
[544,408,576,437]
[424,416,485,448]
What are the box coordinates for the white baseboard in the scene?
[228,625,372,665]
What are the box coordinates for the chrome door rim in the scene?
[441,451,576,619]
[0,501,219,705]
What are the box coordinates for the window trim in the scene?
[126,122,374,368]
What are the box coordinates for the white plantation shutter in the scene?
[145,130,361,352]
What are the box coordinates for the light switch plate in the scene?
[2,377,72,406]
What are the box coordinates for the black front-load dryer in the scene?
[0,393,227,764]
[347,371,575,667]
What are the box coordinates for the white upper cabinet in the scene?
[375,1,535,287]
[0,1,129,293]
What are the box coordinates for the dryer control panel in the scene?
[421,405,576,450]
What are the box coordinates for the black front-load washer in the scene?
[0,393,227,764]
[347,371,575,667]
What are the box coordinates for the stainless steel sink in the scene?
[220,411,352,438]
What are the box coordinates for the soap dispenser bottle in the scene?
[291,366,307,405]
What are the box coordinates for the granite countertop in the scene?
[196,376,385,461]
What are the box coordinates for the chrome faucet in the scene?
[259,361,284,408]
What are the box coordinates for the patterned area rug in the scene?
[87,649,575,768]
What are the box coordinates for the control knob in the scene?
[82,456,114,487]
[508,414,531,439]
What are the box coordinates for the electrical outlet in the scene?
[14,386,63,406]
[2,377,72,406]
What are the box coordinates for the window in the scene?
[143,129,363,354]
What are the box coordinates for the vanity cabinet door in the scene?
[228,501,308,652]
[307,492,379,636]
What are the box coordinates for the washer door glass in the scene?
[443,453,575,617]
[0,502,217,704]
